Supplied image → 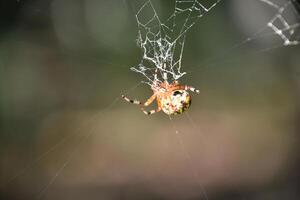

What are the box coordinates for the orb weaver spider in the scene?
[122,80,200,115]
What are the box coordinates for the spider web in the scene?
[4,1,300,199]
[191,0,300,74]
[259,0,300,46]
[130,0,221,87]
[131,0,300,82]
[237,0,300,48]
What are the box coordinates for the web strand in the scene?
[5,82,144,199]
[188,0,300,74]
[131,0,222,85]
[168,116,209,200]
[262,0,300,46]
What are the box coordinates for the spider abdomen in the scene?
[159,90,191,115]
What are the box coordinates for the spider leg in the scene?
[121,94,157,107]
[143,94,157,106]
[121,95,142,105]
[122,94,160,115]
[141,107,162,115]
[187,86,200,94]
[178,85,200,94]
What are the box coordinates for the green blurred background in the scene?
[1,0,300,199]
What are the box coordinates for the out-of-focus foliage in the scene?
[1,0,300,199]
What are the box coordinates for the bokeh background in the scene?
[1,0,300,199]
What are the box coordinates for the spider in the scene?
[122,80,200,115]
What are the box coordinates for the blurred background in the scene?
[1,0,300,199]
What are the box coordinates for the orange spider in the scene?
[122,81,200,115]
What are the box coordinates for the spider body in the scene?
[159,89,191,115]
[122,81,199,115]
